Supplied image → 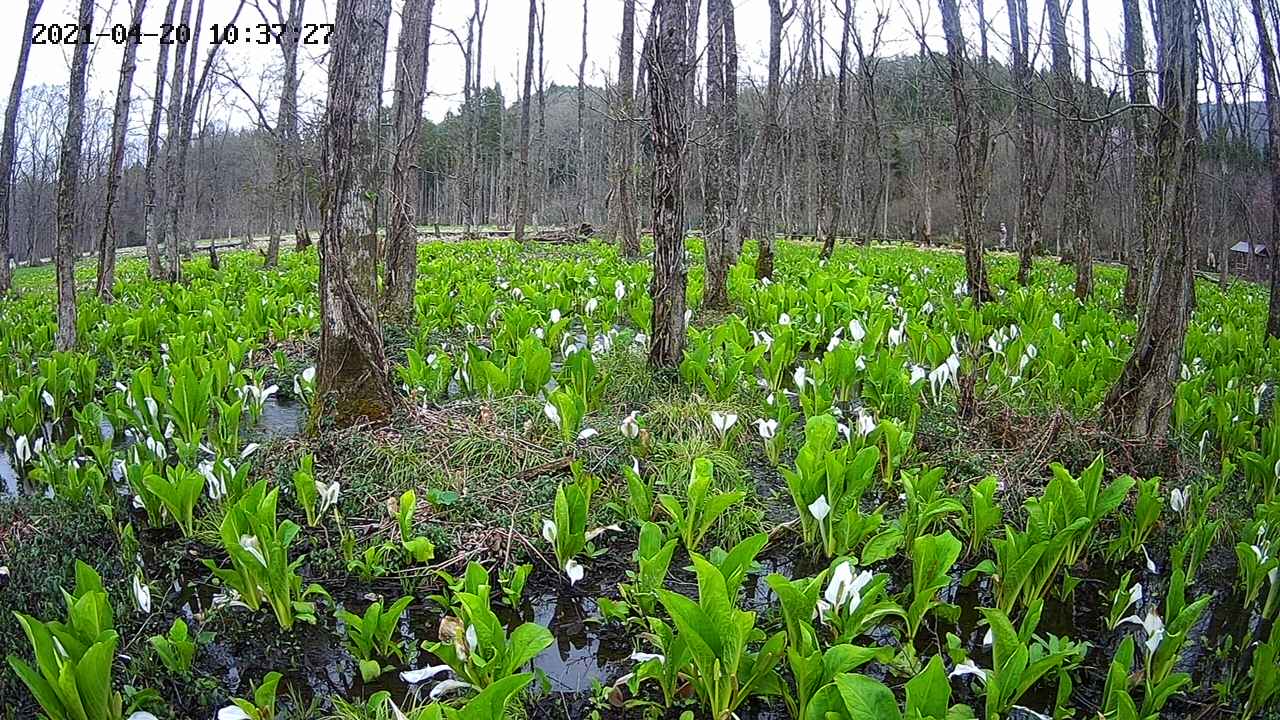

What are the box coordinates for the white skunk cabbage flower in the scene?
[543,402,561,425]
[853,409,877,437]
[709,411,738,435]
[132,574,152,614]
[239,535,267,566]
[1120,609,1166,660]
[848,318,866,342]
[620,411,641,439]
[400,665,452,684]
[821,561,874,617]
[565,558,585,585]
[317,479,341,515]
[754,418,778,440]
[808,495,831,524]
[949,659,988,680]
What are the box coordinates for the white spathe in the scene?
[400,664,452,684]
[754,418,778,440]
[710,411,738,435]
[620,411,641,439]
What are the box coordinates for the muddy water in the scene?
[136,525,1254,720]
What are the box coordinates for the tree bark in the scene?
[723,0,740,262]
[1007,0,1040,285]
[1102,0,1199,441]
[611,0,640,258]
[0,0,43,295]
[648,0,689,369]
[1121,0,1155,312]
[159,0,195,280]
[514,0,536,242]
[576,0,588,225]
[1252,0,1280,337]
[938,0,993,303]
[384,0,435,321]
[265,0,307,267]
[703,0,728,308]
[318,0,397,423]
[1047,0,1090,299]
[754,0,787,281]
[142,0,179,280]
[818,1,852,259]
[55,0,95,350]
[95,0,148,300]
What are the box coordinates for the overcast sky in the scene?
[0,0,1164,133]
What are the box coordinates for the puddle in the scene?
[522,592,632,693]
[0,450,16,495]
[253,396,307,441]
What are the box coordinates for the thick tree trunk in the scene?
[384,0,435,321]
[754,0,786,281]
[611,0,640,258]
[1253,0,1280,337]
[576,0,588,226]
[514,0,536,242]
[1102,0,1199,441]
[703,0,728,308]
[1007,0,1039,286]
[55,0,94,350]
[818,2,851,260]
[318,0,397,423]
[1121,0,1155,312]
[1047,0,1091,300]
[648,0,689,369]
[0,0,43,295]
[96,0,148,300]
[938,0,992,303]
[143,0,179,280]
[266,0,306,267]
[722,0,740,262]
[159,0,195,280]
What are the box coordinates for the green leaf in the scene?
[833,673,903,720]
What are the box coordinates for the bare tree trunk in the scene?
[818,1,851,259]
[1047,0,1091,299]
[1007,0,1040,285]
[611,0,640,258]
[384,0,435,321]
[703,0,728,307]
[140,0,179,280]
[514,0,536,242]
[648,0,689,369]
[576,0,588,225]
[1102,0,1199,441]
[754,0,787,281]
[1252,0,1280,337]
[723,0,740,261]
[938,0,993,303]
[1121,0,1155,311]
[318,0,396,423]
[55,0,94,350]
[159,0,195,280]
[265,0,306,266]
[0,0,43,294]
[95,0,148,300]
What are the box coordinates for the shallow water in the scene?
[0,397,305,498]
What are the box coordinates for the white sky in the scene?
[0,0,1159,132]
